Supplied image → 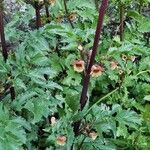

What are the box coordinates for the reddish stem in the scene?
[0,8,8,62]
[80,0,108,110]
[35,3,41,29]
[73,0,108,136]
[0,3,16,101]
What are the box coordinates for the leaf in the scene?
[65,93,80,112]
[138,18,150,33]
[116,109,142,128]
[144,95,150,101]
[24,98,51,123]
[0,103,27,150]
[66,125,74,150]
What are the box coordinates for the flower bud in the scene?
[121,54,128,61]
[49,0,56,6]
[110,61,118,70]
[56,136,66,146]
[56,15,64,23]
[119,69,123,75]
[78,45,83,51]
[51,116,56,125]
[69,12,77,22]
[90,64,103,77]
[89,131,97,140]
[130,56,136,62]
[73,60,85,72]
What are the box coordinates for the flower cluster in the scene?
[73,60,104,77]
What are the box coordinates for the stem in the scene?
[119,3,125,41]
[44,1,50,23]
[84,87,119,116]
[136,70,150,76]
[10,86,16,100]
[0,3,8,62]
[63,0,74,28]
[139,0,143,14]
[35,2,41,29]
[0,3,16,101]
[73,0,108,136]
[80,0,108,111]
[77,137,86,150]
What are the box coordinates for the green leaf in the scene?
[144,95,150,101]
[65,93,80,112]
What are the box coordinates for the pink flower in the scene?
[56,136,67,146]
[73,60,85,72]
[90,64,103,77]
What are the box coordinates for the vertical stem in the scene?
[139,0,142,14]
[0,3,8,62]
[0,2,16,101]
[45,5,50,22]
[119,3,125,41]
[73,0,108,136]
[80,0,108,110]
[10,86,16,100]
[35,3,41,29]
[63,0,74,28]
[44,0,50,23]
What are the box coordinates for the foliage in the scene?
[0,0,150,149]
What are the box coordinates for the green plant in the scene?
[0,0,150,149]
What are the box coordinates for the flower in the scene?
[110,61,118,70]
[49,0,56,6]
[89,131,98,140]
[73,60,85,72]
[78,45,83,51]
[119,69,123,75]
[56,136,66,146]
[121,54,128,61]
[69,12,77,22]
[130,56,136,62]
[90,64,103,77]
[56,15,64,23]
[51,116,56,125]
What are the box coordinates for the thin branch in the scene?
[63,0,74,28]
[84,87,119,116]
[0,2,16,101]
[0,3,8,62]
[44,0,50,23]
[77,136,86,150]
[119,3,125,41]
[136,70,150,76]
[35,2,42,29]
